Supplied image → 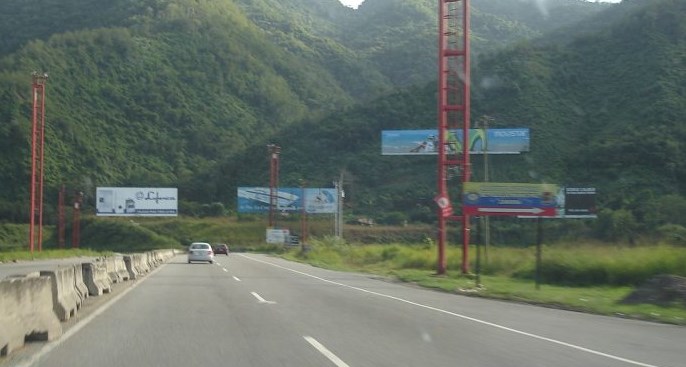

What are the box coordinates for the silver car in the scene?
[187,242,214,264]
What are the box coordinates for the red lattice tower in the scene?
[436,0,470,274]
[29,72,48,254]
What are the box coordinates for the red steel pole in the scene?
[436,0,448,275]
[58,185,66,248]
[461,0,472,274]
[38,76,46,252]
[72,191,82,249]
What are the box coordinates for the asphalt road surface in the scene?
[9,254,686,367]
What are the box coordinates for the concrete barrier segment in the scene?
[154,249,174,262]
[114,257,130,282]
[151,251,161,266]
[145,252,156,269]
[134,254,149,275]
[0,276,62,356]
[123,255,138,280]
[72,264,89,302]
[104,257,123,283]
[40,267,82,321]
[82,262,112,296]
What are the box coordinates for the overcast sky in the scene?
[339,0,622,10]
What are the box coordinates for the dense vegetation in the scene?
[0,0,684,244]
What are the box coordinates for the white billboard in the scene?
[266,229,289,244]
[237,187,338,214]
[96,187,178,216]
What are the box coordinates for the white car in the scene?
[187,242,214,264]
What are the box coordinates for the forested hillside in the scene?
[4,0,684,242]
[217,0,686,240]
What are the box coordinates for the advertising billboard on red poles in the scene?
[462,182,558,217]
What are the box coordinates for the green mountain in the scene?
[5,0,683,241]
[217,0,686,238]
[473,0,686,228]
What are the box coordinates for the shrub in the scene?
[657,224,686,246]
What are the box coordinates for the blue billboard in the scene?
[381,128,530,155]
[237,187,337,214]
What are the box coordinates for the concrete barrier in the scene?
[151,251,161,267]
[114,257,130,282]
[73,264,89,303]
[82,262,112,296]
[145,252,156,269]
[154,249,174,263]
[0,249,176,359]
[0,275,62,356]
[123,255,139,280]
[134,254,150,275]
[124,251,174,280]
[104,257,122,283]
[123,255,135,280]
[104,257,129,283]
[40,266,82,321]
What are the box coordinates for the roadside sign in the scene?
[266,229,289,244]
[434,195,453,218]
[518,186,598,219]
[563,187,597,217]
[462,182,558,217]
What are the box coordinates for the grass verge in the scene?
[282,238,686,325]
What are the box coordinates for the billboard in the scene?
[558,187,597,218]
[96,187,178,216]
[381,128,530,155]
[266,229,290,244]
[462,182,559,217]
[237,187,337,214]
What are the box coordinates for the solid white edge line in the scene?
[304,336,351,367]
[239,254,664,367]
[14,260,170,367]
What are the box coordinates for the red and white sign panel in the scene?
[434,195,453,218]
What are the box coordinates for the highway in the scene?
[7,253,686,367]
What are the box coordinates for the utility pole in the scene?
[333,171,344,238]
[267,144,281,228]
[481,115,492,264]
[29,71,48,254]
[338,172,344,238]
